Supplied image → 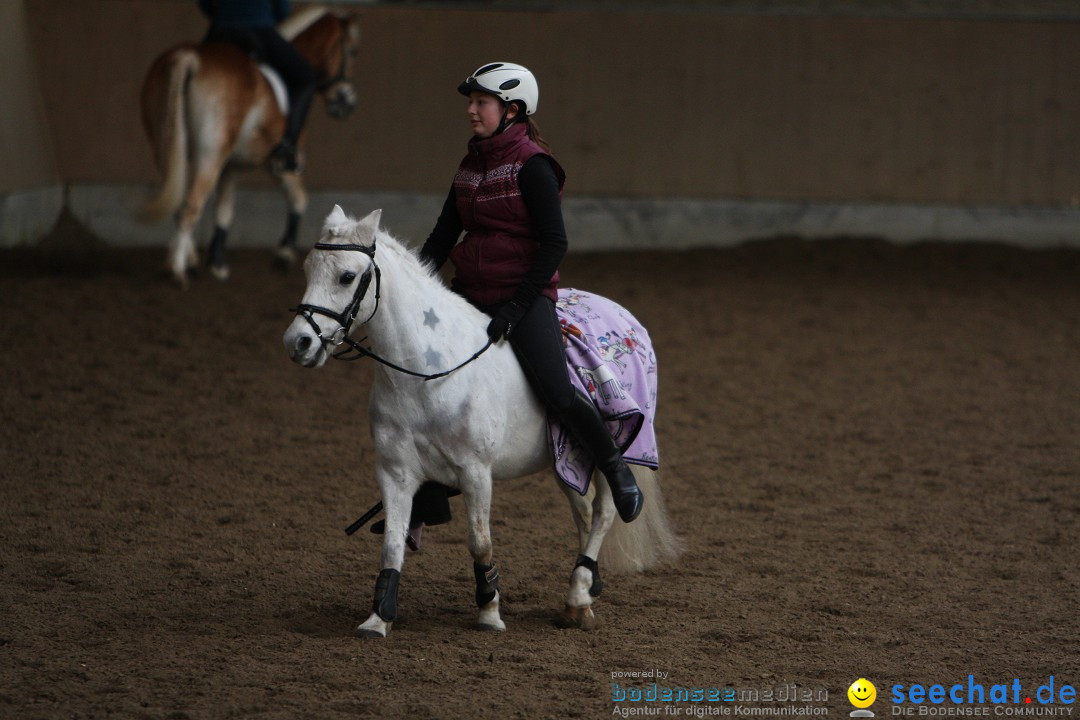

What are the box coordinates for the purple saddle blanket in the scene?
[551,289,659,495]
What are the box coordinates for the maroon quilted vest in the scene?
[448,122,566,306]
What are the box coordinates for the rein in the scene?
[290,239,494,382]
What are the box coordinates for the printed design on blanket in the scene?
[551,289,659,495]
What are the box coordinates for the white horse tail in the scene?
[598,466,684,575]
[140,49,199,223]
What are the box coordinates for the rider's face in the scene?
[466,91,517,138]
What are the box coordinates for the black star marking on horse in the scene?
[423,308,440,329]
[423,346,443,368]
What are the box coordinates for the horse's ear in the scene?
[359,208,382,230]
[323,204,356,237]
[326,204,349,226]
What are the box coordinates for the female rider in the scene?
[411,62,644,534]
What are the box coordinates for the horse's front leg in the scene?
[356,464,416,639]
[461,469,504,632]
[273,172,307,272]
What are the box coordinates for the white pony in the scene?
[282,206,682,637]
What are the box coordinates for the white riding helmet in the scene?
[458,62,539,115]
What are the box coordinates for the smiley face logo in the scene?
[848,678,877,708]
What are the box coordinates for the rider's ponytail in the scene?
[524,115,550,153]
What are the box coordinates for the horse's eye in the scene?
[339,271,357,285]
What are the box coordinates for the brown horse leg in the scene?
[273,172,308,271]
[207,167,237,281]
[171,154,227,285]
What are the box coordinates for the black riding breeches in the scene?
[478,296,576,416]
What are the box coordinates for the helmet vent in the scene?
[474,63,504,76]
[499,79,521,91]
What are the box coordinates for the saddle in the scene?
[258,65,289,115]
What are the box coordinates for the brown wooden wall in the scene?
[13,0,1080,207]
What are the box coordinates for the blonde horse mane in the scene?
[279,5,330,40]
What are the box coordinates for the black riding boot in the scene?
[560,390,644,523]
[271,83,316,171]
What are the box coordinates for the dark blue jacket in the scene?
[198,0,289,28]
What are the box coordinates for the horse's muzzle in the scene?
[284,321,328,368]
[325,83,357,119]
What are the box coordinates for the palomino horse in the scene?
[283,206,682,637]
[139,6,361,285]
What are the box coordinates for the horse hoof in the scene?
[209,264,230,281]
[556,605,597,630]
[355,614,391,638]
[475,619,506,632]
[356,626,388,639]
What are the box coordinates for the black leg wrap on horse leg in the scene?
[473,562,499,608]
[279,211,301,250]
[208,225,227,268]
[574,555,604,597]
[372,568,401,622]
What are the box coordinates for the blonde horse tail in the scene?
[598,466,684,575]
[140,49,198,223]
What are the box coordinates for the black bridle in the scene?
[291,241,379,350]
[290,240,494,381]
[316,15,351,92]
[315,16,357,119]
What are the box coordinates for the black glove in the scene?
[486,300,528,343]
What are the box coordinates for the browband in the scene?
[314,242,374,254]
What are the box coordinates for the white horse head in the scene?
[284,206,382,368]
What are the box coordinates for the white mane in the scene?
[320,205,483,326]
[375,227,484,326]
[279,5,329,41]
